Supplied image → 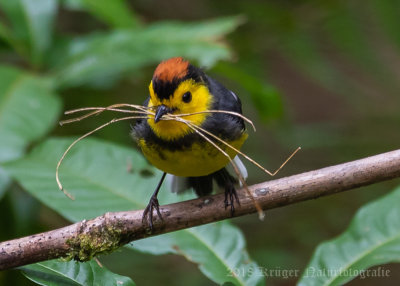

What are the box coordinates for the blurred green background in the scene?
[1,0,400,285]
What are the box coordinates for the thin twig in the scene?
[1,149,399,270]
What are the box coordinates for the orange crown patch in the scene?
[153,57,189,82]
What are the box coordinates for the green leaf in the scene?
[50,16,244,88]
[4,137,163,221]
[81,0,139,28]
[60,0,139,28]
[0,0,58,65]
[0,65,61,163]
[298,186,400,286]
[5,137,264,286]
[22,259,135,286]
[131,222,265,286]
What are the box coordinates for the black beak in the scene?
[154,105,170,123]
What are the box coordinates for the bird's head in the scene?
[147,57,213,140]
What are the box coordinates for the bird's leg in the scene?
[224,183,240,216]
[213,168,241,216]
[142,172,167,230]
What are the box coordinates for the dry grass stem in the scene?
[56,115,148,199]
[164,115,265,218]
[176,110,256,131]
[60,104,151,126]
[169,113,300,177]
[57,104,299,219]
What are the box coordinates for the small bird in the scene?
[133,57,248,228]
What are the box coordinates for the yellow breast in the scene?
[139,133,248,177]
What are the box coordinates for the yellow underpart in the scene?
[147,79,213,140]
[139,133,248,177]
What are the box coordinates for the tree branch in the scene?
[1,149,400,270]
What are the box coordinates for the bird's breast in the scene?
[138,132,248,177]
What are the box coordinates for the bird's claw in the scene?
[142,195,163,230]
[224,186,240,216]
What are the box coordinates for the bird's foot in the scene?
[224,186,240,216]
[142,195,163,230]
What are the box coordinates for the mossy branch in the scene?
[1,149,400,270]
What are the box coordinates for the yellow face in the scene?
[147,79,213,140]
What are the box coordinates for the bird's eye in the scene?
[182,91,192,103]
